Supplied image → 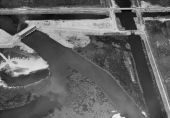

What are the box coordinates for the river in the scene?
[0,29,145,118]
[0,11,168,118]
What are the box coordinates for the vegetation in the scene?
[0,86,32,110]
[145,20,170,98]
[0,0,109,8]
[141,0,170,7]
[74,35,147,112]
[45,68,115,118]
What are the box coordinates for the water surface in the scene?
[0,30,145,118]
[127,34,167,118]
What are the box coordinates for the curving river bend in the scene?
[0,30,145,118]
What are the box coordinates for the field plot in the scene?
[136,0,170,8]
[0,0,112,8]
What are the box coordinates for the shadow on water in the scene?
[127,34,167,118]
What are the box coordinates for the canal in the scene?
[114,0,131,8]
[0,11,168,118]
[116,8,167,118]
[127,34,167,118]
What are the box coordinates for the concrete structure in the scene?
[0,25,36,48]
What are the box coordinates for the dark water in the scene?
[114,0,131,8]
[115,10,137,30]
[142,12,170,17]
[15,14,108,20]
[0,14,108,34]
[127,35,167,118]
[119,10,167,118]
[1,14,109,20]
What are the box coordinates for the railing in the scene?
[0,25,36,48]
